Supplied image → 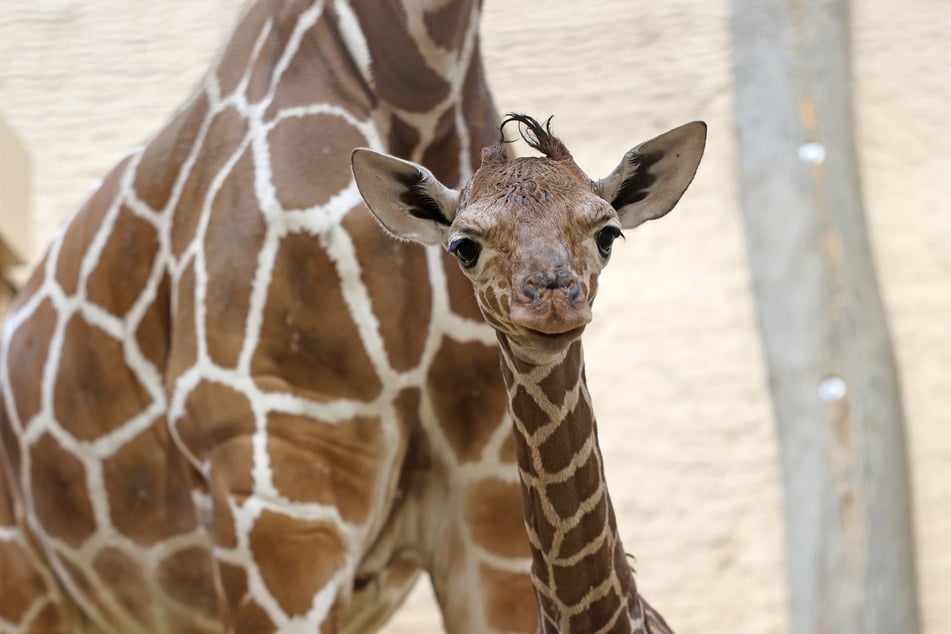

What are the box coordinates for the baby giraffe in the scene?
[352,114,705,633]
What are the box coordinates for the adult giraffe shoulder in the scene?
[0,1,539,632]
[353,113,707,632]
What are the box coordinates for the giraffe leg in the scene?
[420,335,540,633]
[427,480,539,634]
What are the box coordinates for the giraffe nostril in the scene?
[522,279,543,301]
[522,271,581,301]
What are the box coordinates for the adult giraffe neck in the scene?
[332,0,493,185]
[496,336,647,633]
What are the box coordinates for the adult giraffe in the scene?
[352,114,706,632]
[0,1,538,632]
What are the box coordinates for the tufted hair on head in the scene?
[499,113,571,161]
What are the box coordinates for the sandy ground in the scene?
[0,1,948,632]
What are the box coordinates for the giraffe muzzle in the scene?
[511,270,592,336]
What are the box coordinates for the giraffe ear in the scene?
[596,121,707,229]
[351,148,460,245]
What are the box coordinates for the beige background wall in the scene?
[0,2,947,632]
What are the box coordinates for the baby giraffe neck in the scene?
[497,337,649,633]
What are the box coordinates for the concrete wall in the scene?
[0,1,947,632]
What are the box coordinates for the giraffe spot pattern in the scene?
[465,477,531,558]
[423,0,470,53]
[556,490,609,561]
[156,546,219,618]
[341,210,432,373]
[166,261,199,381]
[249,509,346,618]
[567,585,625,633]
[537,388,594,476]
[134,272,170,372]
[133,93,210,213]
[252,231,383,402]
[102,417,199,546]
[217,561,251,624]
[421,106,462,185]
[53,159,130,297]
[349,0,450,113]
[5,298,56,428]
[92,547,153,631]
[28,434,97,548]
[545,450,604,521]
[54,313,152,442]
[263,11,373,120]
[428,338,508,463]
[203,147,265,369]
[216,2,272,97]
[0,540,48,623]
[86,205,160,319]
[170,106,249,258]
[269,113,365,210]
[479,563,539,633]
[266,411,385,523]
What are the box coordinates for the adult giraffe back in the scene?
[0,1,536,632]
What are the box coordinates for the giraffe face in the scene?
[444,152,620,354]
[352,114,707,360]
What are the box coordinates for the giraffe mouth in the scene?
[531,324,587,342]
[509,302,592,336]
[510,315,589,347]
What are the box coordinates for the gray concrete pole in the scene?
[731,1,920,633]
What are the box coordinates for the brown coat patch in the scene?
[54,314,151,441]
[421,106,462,185]
[350,0,449,112]
[177,380,256,550]
[203,147,265,368]
[156,546,219,618]
[54,158,130,297]
[166,262,198,385]
[545,451,603,521]
[264,10,373,120]
[0,540,48,623]
[249,510,346,617]
[170,107,249,258]
[245,0,314,105]
[134,94,210,212]
[465,477,530,559]
[428,338,507,463]
[269,114,366,210]
[92,547,153,630]
[252,231,382,401]
[102,418,199,546]
[342,210,431,373]
[86,205,159,318]
[135,272,170,372]
[423,0,470,52]
[536,391,594,476]
[479,563,539,633]
[266,411,384,523]
[216,1,273,97]
[5,299,56,428]
[29,434,95,547]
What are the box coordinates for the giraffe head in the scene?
[352,114,706,363]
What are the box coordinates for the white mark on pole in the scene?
[799,141,826,164]
[819,375,848,402]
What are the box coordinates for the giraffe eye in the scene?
[448,237,482,268]
[595,226,623,258]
